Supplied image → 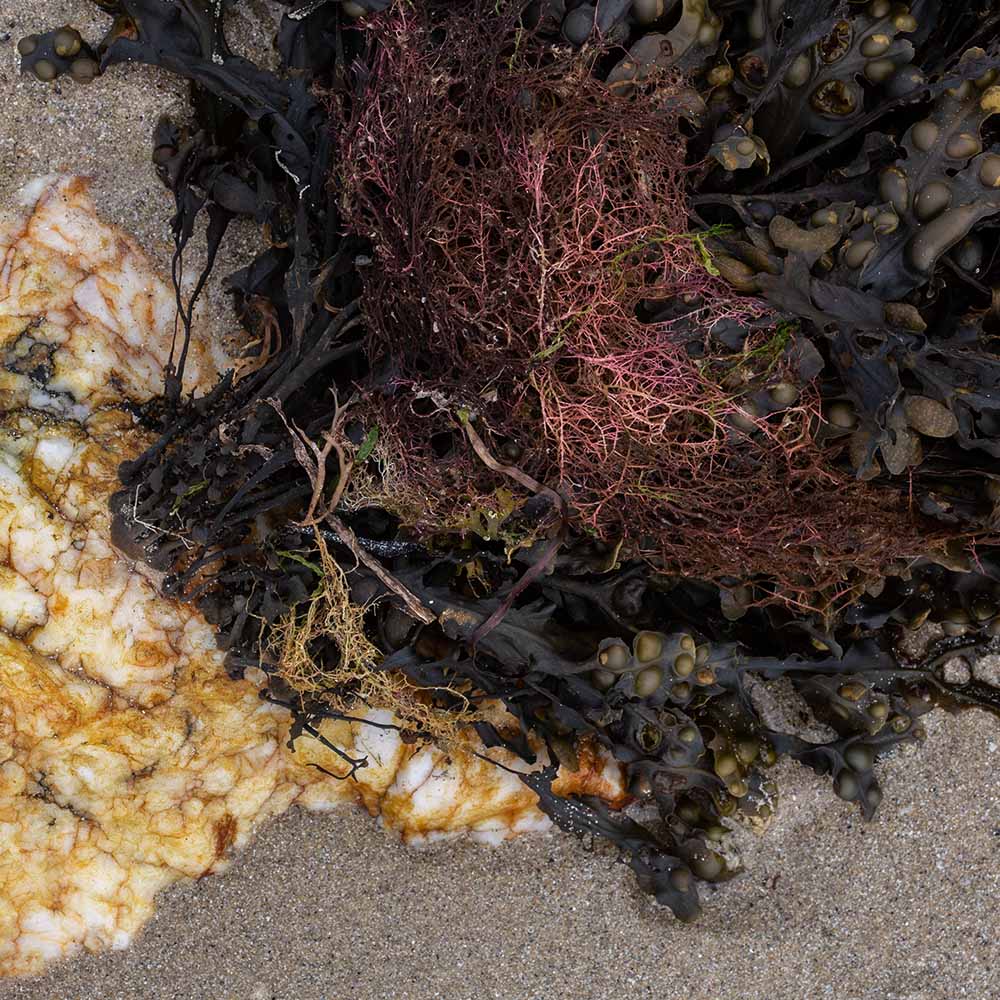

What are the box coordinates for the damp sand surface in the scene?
[2,709,999,1000]
[2,4,999,999]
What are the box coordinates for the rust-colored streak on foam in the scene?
[0,177,624,978]
[553,738,632,810]
[212,813,238,863]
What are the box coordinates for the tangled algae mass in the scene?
[8,0,1000,979]
[0,177,621,977]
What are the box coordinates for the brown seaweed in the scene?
[19,0,1000,922]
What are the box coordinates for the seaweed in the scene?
[17,25,100,84]
[734,0,920,160]
[19,0,1000,921]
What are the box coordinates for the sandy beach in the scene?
[1,4,999,998]
[1,708,997,1000]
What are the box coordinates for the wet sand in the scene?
[2,4,999,998]
[2,708,998,1000]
